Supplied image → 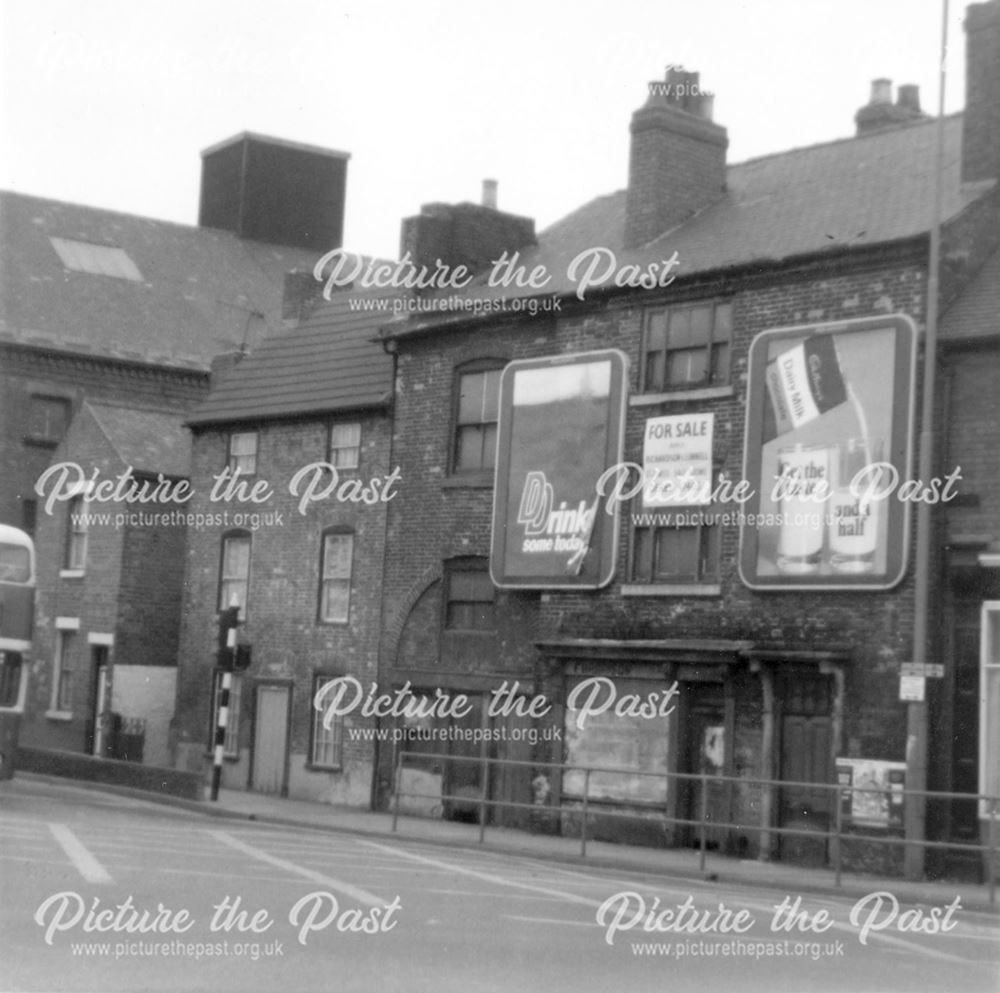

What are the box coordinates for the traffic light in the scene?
[216,605,240,670]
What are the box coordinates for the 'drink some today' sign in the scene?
[642,413,714,507]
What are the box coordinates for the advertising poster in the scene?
[837,759,907,832]
[490,350,627,589]
[2,4,998,993]
[739,315,917,590]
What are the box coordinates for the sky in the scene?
[0,0,967,262]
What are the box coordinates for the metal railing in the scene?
[390,750,1000,904]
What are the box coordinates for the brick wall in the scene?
[0,345,204,528]
[381,249,930,823]
[173,412,391,804]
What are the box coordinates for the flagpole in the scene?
[904,0,949,881]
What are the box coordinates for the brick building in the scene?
[373,2,1000,871]
[2,132,346,760]
[172,287,395,805]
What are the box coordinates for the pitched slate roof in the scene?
[185,288,396,427]
[86,403,192,476]
[941,248,1000,341]
[0,191,315,370]
[393,114,992,335]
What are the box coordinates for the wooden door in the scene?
[252,685,289,794]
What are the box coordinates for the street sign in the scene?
[899,675,925,702]
[899,663,945,679]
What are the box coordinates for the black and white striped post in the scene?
[210,603,240,802]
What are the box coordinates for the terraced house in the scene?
[373,1,1000,876]
[2,132,345,765]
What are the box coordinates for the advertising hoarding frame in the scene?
[739,314,918,591]
[490,348,628,591]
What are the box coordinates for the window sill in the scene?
[621,583,722,597]
[23,436,61,449]
[305,762,344,773]
[60,569,85,580]
[630,385,735,406]
[441,473,494,490]
[45,709,74,721]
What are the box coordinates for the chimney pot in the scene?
[871,78,893,104]
[482,179,498,210]
[897,84,920,112]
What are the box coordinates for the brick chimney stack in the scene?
[855,79,928,135]
[962,0,1000,183]
[624,67,728,250]
[400,201,535,276]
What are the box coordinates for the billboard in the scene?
[739,315,917,590]
[490,350,628,589]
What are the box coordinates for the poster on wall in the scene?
[739,315,917,590]
[642,413,714,506]
[490,349,627,589]
[836,758,907,832]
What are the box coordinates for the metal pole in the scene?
[209,670,231,802]
[391,751,402,833]
[699,770,708,873]
[905,0,949,881]
[478,758,489,845]
[989,799,997,907]
[834,784,844,889]
[581,769,590,858]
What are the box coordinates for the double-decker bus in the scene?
[0,524,34,779]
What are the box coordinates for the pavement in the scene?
[12,770,999,914]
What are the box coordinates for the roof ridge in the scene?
[728,112,962,171]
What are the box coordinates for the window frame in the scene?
[65,496,88,571]
[309,672,344,770]
[209,670,243,759]
[25,394,71,447]
[218,530,252,620]
[328,421,362,470]
[628,476,723,586]
[226,430,258,476]
[52,629,76,713]
[443,557,497,633]
[318,528,354,625]
[640,300,733,394]
[450,360,506,476]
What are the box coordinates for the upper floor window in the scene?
[27,395,70,446]
[642,301,732,392]
[227,431,258,476]
[319,530,353,624]
[328,422,361,470]
[219,531,251,619]
[65,497,88,571]
[453,365,503,473]
[630,516,721,585]
[444,559,496,632]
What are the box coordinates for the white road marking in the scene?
[47,823,113,884]
[209,830,387,907]
[360,839,600,908]
[505,914,596,927]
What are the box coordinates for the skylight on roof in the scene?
[50,237,143,281]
